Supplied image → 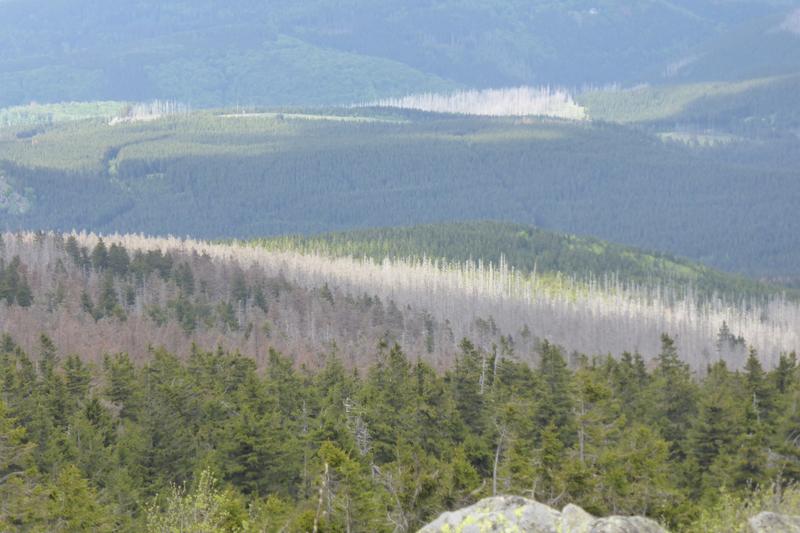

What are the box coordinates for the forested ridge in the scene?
[252,221,797,302]
[2,111,800,278]
[578,73,800,136]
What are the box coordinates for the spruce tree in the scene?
[646,334,697,459]
[535,341,574,445]
[744,347,775,426]
[687,361,738,494]
[91,239,109,271]
[0,399,42,528]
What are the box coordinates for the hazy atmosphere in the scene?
[1,1,800,532]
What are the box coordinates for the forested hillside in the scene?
[254,221,796,302]
[664,7,800,83]
[3,289,800,531]
[1,111,799,278]
[1,231,800,531]
[4,2,800,531]
[1,231,798,375]
[0,0,797,107]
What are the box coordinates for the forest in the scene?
[2,230,798,372]
[3,317,800,531]
[1,110,800,279]
[0,146,799,532]
[252,221,797,302]
[2,2,799,531]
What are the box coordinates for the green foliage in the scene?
[145,469,245,533]
[687,484,800,533]
[317,441,388,532]
[46,465,116,532]
[0,399,41,530]
[578,75,799,128]
[646,335,698,459]
[0,256,34,307]
[3,331,800,530]
[535,341,574,444]
[0,102,128,129]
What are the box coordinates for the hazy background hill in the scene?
[1,0,799,107]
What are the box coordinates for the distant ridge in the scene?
[251,221,796,302]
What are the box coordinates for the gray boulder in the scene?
[417,495,561,533]
[588,516,668,533]
[418,495,669,532]
[749,512,800,533]
[562,503,595,532]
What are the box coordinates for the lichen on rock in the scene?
[417,495,668,533]
[749,511,800,533]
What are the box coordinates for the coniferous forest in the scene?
[2,2,800,530]
[3,320,800,531]
[0,231,799,532]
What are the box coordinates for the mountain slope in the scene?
[578,74,800,134]
[253,221,794,301]
[2,230,798,372]
[0,0,797,107]
[665,7,800,83]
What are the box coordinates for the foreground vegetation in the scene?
[0,230,798,531]
[2,331,800,531]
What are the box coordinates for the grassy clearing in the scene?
[0,101,129,129]
[577,76,779,123]
[0,110,574,172]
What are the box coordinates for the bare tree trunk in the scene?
[578,399,586,464]
[313,462,329,533]
[493,427,506,496]
[479,350,487,395]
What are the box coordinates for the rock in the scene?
[562,503,595,532]
[749,512,800,532]
[589,516,668,533]
[417,495,561,533]
[417,495,669,533]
